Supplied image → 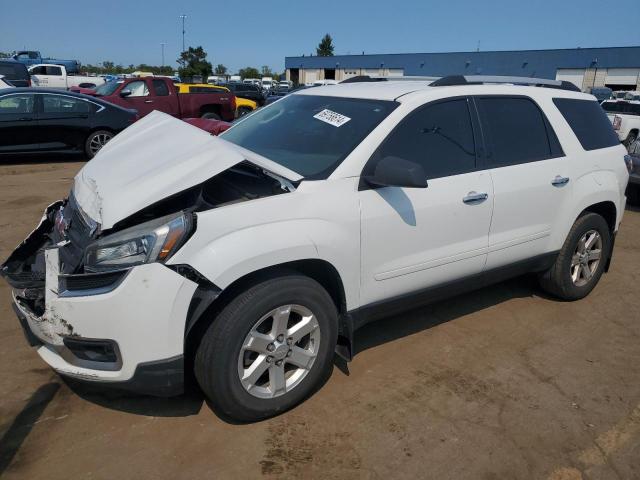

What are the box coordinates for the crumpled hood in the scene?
[73,111,301,229]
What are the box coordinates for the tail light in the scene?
[612,115,621,131]
[624,154,634,174]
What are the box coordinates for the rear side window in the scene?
[46,66,62,76]
[152,79,169,96]
[476,97,562,167]
[370,99,477,179]
[0,62,29,81]
[553,98,621,151]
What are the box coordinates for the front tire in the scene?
[85,130,114,159]
[538,213,611,300]
[194,274,338,422]
[236,106,252,118]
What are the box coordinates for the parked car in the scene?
[226,82,265,106]
[183,117,232,135]
[624,91,640,101]
[588,87,612,102]
[29,64,106,90]
[264,87,289,105]
[84,77,236,121]
[0,88,137,158]
[601,100,640,148]
[243,78,261,87]
[0,60,30,87]
[612,90,629,100]
[0,76,630,422]
[175,83,256,117]
[12,50,81,74]
[625,139,640,204]
[0,75,14,89]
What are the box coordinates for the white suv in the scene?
[1,75,631,422]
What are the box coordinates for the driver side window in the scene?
[368,99,477,180]
[126,81,149,97]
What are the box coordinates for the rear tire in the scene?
[201,112,221,120]
[623,131,638,150]
[85,130,114,159]
[194,274,338,422]
[538,213,611,300]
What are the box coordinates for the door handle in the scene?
[18,117,33,121]
[144,100,154,103]
[551,176,570,187]
[462,191,489,205]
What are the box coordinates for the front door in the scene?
[360,98,494,306]
[37,93,92,152]
[0,93,39,153]
[119,79,155,117]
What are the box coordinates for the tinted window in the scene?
[0,62,29,81]
[152,79,169,96]
[370,99,476,179]
[0,94,34,114]
[43,95,90,114]
[222,95,397,178]
[46,66,62,76]
[126,81,149,97]
[554,98,621,151]
[30,66,46,75]
[477,97,558,166]
[601,101,640,116]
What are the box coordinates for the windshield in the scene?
[94,81,123,96]
[221,94,397,178]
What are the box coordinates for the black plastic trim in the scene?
[60,355,185,397]
[349,251,559,330]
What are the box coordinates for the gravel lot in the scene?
[1,158,639,480]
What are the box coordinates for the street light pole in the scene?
[160,42,166,67]
[179,15,187,54]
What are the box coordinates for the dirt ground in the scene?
[0,158,639,480]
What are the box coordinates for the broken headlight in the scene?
[84,212,192,273]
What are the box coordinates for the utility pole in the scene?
[160,42,166,67]
[179,15,187,54]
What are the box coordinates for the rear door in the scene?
[0,93,39,152]
[37,93,93,151]
[360,98,494,305]
[151,79,179,116]
[474,96,571,269]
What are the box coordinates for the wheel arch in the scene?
[184,259,351,372]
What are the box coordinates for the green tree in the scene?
[214,64,228,75]
[0,52,12,58]
[239,67,260,80]
[316,34,334,57]
[177,46,213,79]
[261,65,273,77]
[102,61,115,71]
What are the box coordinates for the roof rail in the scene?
[340,75,438,84]
[430,75,581,92]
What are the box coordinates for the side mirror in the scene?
[120,89,132,98]
[364,156,428,188]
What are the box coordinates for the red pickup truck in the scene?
[76,77,236,121]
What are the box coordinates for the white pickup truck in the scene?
[602,100,640,150]
[28,64,105,90]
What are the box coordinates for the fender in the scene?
[570,170,622,227]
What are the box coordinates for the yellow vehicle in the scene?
[175,83,257,117]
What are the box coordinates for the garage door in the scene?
[556,69,584,89]
[363,68,381,77]
[303,70,318,84]
[605,68,640,86]
[387,69,404,77]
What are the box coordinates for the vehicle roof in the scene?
[293,80,595,102]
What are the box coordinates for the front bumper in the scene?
[6,220,199,395]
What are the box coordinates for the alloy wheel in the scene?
[571,229,602,286]
[89,132,113,156]
[237,304,321,399]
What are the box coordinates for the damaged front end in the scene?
[1,194,98,323]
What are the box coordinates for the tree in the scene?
[316,34,334,57]
[177,46,213,79]
[261,65,273,77]
[214,64,227,75]
[239,67,260,80]
[0,52,12,58]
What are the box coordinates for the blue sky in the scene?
[2,0,639,74]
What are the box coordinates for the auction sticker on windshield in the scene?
[313,109,351,127]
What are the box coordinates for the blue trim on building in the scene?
[285,46,640,79]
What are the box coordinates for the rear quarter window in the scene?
[553,98,620,151]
